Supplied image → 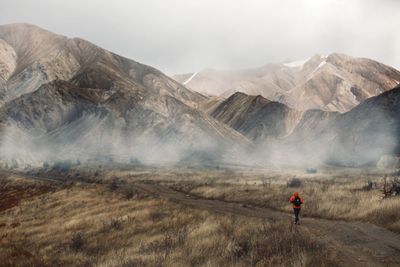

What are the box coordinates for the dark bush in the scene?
[100,218,124,233]
[129,157,141,165]
[42,162,50,169]
[124,188,137,199]
[70,232,84,252]
[109,179,119,191]
[361,180,374,191]
[305,168,317,174]
[52,161,73,173]
[382,176,400,198]
[287,177,302,188]
[109,218,123,230]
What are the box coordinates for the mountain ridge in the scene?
[0,23,250,167]
[174,53,400,113]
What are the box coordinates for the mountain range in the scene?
[0,23,399,167]
[174,54,400,113]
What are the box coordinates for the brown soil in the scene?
[0,173,57,212]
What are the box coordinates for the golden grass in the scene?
[0,175,338,267]
[167,172,400,233]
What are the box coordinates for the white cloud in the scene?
[0,0,399,74]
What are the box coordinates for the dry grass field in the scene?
[1,166,400,266]
[163,168,400,233]
[0,171,338,267]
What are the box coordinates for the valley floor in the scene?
[0,167,400,266]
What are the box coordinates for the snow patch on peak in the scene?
[317,61,326,69]
[183,72,198,85]
[307,60,328,78]
[283,58,310,69]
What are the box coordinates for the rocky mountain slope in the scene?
[0,23,250,166]
[208,84,400,166]
[279,83,400,166]
[174,54,400,113]
[209,92,303,142]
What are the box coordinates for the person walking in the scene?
[289,192,304,224]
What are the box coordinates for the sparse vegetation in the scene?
[129,157,141,165]
[286,176,302,187]
[1,168,400,266]
[0,171,339,266]
[70,232,85,252]
[42,161,50,169]
[123,187,137,199]
[109,178,119,191]
[305,168,317,174]
[381,176,400,198]
[361,180,375,191]
[165,169,400,233]
[52,160,74,172]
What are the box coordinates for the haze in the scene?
[1,0,399,74]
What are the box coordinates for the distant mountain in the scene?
[174,54,400,113]
[281,83,400,166]
[209,92,302,142]
[0,23,250,166]
[209,85,400,166]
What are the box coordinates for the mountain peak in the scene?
[0,22,63,39]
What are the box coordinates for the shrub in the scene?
[42,162,50,169]
[260,176,271,187]
[109,218,123,230]
[381,176,400,198]
[287,177,302,188]
[129,157,141,165]
[100,217,124,233]
[305,168,317,174]
[361,180,375,191]
[70,232,84,252]
[52,161,73,173]
[124,188,137,199]
[109,179,119,191]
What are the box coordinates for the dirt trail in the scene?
[136,183,400,267]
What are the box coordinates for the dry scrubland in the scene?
[162,168,400,233]
[0,172,338,267]
[1,166,399,266]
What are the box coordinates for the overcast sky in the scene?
[1,0,399,74]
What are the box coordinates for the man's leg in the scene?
[294,208,300,224]
[297,208,301,224]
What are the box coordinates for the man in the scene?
[289,192,304,224]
